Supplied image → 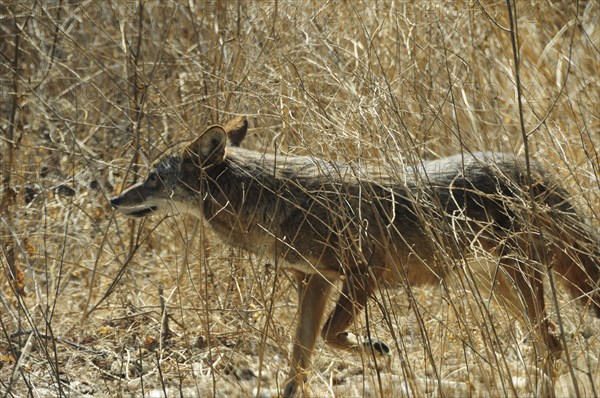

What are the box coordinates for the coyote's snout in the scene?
[111,117,599,397]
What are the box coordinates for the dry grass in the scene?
[1,1,598,397]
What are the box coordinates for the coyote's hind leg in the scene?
[321,271,390,355]
[500,254,562,353]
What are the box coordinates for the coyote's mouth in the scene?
[123,206,158,218]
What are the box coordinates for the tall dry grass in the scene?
[1,1,598,397]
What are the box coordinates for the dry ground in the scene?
[1,1,599,397]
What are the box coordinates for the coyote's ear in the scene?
[223,116,248,147]
[186,126,227,166]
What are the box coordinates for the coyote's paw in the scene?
[361,336,390,355]
[324,332,391,355]
[543,321,563,354]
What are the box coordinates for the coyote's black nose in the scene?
[109,196,121,207]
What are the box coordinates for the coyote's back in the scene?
[110,117,599,398]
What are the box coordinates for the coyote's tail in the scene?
[537,183,600,317]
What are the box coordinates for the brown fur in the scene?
[111,117,599,397]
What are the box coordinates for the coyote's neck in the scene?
[202,147,313,254]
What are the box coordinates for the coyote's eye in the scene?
[147,172,159,187]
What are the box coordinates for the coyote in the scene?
[111,117,599,397]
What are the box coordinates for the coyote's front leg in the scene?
[283,273,333,398]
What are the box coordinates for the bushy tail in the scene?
[538,184,600,317]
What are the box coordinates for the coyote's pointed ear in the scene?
[223,116,248,147]
[186,126,227,166]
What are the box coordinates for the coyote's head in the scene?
[110,117,248,219]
